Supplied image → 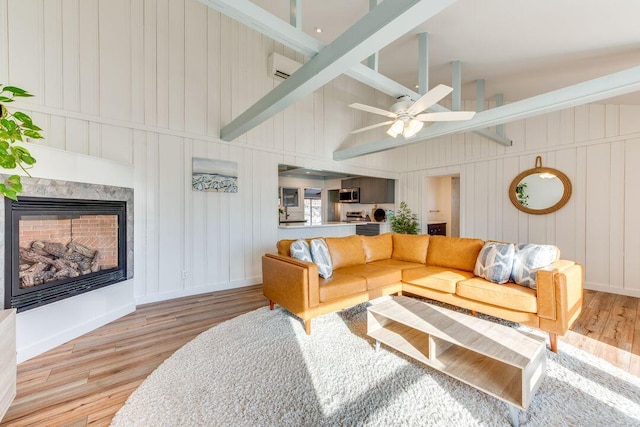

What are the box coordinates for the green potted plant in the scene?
[390,201,419,234]
[0,84,42,200]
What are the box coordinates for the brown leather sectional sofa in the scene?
[261,233,583,352]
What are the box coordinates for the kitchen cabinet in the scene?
[342,178,395,204]
[355,222,391,236]
[341,178,361,190]
[427,222,446,236]
[356,223,380,236]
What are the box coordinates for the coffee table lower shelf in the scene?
[367,296,546,427]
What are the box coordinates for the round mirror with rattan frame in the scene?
[509,156,572,215]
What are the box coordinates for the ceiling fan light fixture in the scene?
[387,119,404,138]
[402,119,424,138]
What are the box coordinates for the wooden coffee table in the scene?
[367,296,546,427]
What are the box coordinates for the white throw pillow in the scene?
[474,242,515,284]
[310,238,333,279]
[511,243,559,289]
[290,239,312,263]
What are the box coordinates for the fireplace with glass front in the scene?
[4,196,127,312]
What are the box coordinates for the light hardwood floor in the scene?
[0,287,638,426]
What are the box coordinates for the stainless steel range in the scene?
[346,211,369,222]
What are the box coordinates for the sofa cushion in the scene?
[426,236,484,272]
[360,233,393,262]
[318,272,367,302]
[511,243,560,289]
[474,242,515,284]
[456,277,537,313]
[290,239,313,263]
[391,234,429,264]
[325,235,366,269]
[337,264,402,290]
[402,266,476,294]
[310,239,333,279]
[277,239,297,256]
[368,259,426,270]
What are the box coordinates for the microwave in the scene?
[339,188,360,203]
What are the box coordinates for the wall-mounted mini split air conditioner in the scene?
[268,52,302,81]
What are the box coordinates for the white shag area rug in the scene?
[111,300,640,426]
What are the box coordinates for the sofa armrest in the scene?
[537,260,584,335]
[262,254,320,313]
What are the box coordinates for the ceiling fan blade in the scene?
[415,111,476,122]
[350,120,395,134]
[349,103,397,118]
[407,84,453,116]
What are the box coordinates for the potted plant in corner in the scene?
[390,201,419,234]
[0,84,42,200]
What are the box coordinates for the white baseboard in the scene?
[584,282,640,298]
[134,276,262,306]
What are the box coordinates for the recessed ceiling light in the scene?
[315,27,323,33]
[415,85,419,89]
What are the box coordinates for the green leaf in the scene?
[7,175,21,185]
[21,122,42,131]
[0,157,16,169]
[0,96,13,102]
[1,187,18,201]
[23,130,43,139]
[13,111,32,124]
[21,154,36,165]
[9,182,22,193]
[3,86,31,96]
[1,119,16,131]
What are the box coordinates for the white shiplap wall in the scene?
[393,101,640,297]
[0,0,399,304]
[2,0,638,300]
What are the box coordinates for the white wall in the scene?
[0,0,398,305]
[3,0,638,301]
[392,101,640,297]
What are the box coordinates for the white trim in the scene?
[584,282,640,298]
[134,277,262,305]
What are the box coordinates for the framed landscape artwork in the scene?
[192,157,238,193]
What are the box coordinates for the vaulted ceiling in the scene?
[200,0,640,159]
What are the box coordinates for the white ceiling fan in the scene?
[349,84,476,139]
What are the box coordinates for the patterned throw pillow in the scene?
[289,239,312,263]
[474,242,515,284]
[511,243,559,289]
[310,238,333,279]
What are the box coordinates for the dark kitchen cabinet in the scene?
[341,178,361,190]
[427,222,446,236]
[342,177,394,204]
[356,223,380,236]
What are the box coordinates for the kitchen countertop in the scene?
[278,221,355,228]
[278,221,389,228]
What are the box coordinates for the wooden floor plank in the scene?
[1,284,638,426]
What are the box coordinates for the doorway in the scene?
[425,174,460,237]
